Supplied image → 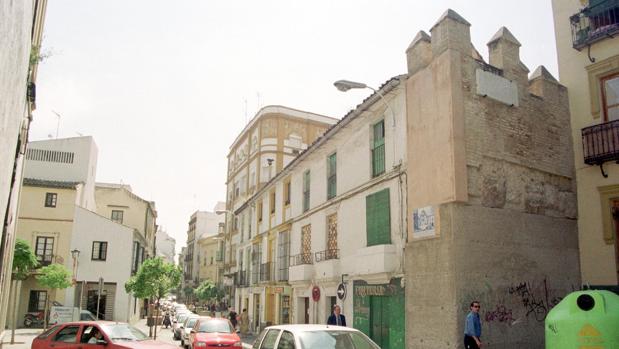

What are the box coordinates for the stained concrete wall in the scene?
[405,10,579,349]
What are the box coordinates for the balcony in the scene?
[315,249,339,262]
[582,119,619,176]
[571,0,619,50]
[288,253,314,283]
[259,262,273,282]
[353,244,398,275]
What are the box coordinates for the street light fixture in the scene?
[333,79,397,127]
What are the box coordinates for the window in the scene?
[270,191,276,214]
[259,329,281,349]
[303,170,310,212]
[602,73,619,121]
[327,153,337,199]
[92,241,108,261]
[366,189,391,246]
[277,331,296,349]
[35,236,54,266]
[258,201,263,222]
[45,193,57,207]
[301,224,312,264]
[372,120,386,177]
[284,180,291,205]
[53,325,80,343]
[278,231,290,281]
[28,290,47,312]
[111,210,123,224]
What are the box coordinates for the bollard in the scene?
[545,290,619,348]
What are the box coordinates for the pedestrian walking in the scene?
[240,308,249,335]
[327,304,346,326]
[464,301,482,349]
[229,308,238,331]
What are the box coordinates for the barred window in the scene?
[92,241,108,261]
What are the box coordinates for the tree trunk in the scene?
[154,299,159,340]
[148,298,152,338]
[43,289,49,330]
[10,279,21,344]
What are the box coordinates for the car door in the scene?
[79,324,109,349]
[49,325,81,349]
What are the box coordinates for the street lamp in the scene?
[70,249,82,312]
[333,79,397,127]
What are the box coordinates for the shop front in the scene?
[353,278,405,349]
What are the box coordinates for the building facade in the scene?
[552,0,619,287]
[223,106,338,311]
[185,204,225,288]
[156,227,176,264]
[404,10,580,348]
[0,0,48,337]
[234,76,408,349]
[197,228,225,285]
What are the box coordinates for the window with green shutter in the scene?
[365,188,391,246]
[303,170,310,212]
[327,153,337,199]
[372,120,385,177]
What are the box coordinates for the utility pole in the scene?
[52,110,61,138]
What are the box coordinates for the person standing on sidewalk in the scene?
[464,301,482,349]
[240,309,249,335]
[327,305,346,326]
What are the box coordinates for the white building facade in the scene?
[156,228,176,264]
[233,76,407,341]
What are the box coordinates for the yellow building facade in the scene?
[552,0,619,285]
[197,233,224,284]
[15,179,81,320]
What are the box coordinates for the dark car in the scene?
[31,321,178,349]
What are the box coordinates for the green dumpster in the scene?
[545,290,619,348]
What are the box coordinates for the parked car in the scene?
[31,321,178,349]
[188,317,241,349]
[180,315,201,348]
[173,313,193,340]
[251,325,381,349]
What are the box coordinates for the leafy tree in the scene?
[9,239,38,342]
[36,264,72,329]
[195,280,216,302]
[12,239,38,280]
[183,285,194,302]
[125,257,181,339]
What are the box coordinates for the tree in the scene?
[195,280,216,302]
[36,263,72,329]
[125,257,181,339]
[183,286,194,303]
[9,239,38,343]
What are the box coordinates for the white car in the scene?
[180,315,201,348]
[251,325,380,349]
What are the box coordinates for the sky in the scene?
[32,0,560,255]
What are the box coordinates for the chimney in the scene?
[406,31,432,76]
[429,9,471,56]
[528,65,563,100]
[487,27,523,72]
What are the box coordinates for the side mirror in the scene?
[96,339,107,345]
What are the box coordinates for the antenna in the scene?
[52,110,62,138]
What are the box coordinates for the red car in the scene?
[189,317,241,349]
[31,321,178,349]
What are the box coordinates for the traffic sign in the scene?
[337,283,347,300]
[312,286,321,302]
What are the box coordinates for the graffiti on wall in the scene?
[507,278,563,322]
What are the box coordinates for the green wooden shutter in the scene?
[366,189,391,246]
[372,121,385,177]
[303,170,310,212]
[327,153,337,199]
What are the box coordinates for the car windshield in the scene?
[101,323,149,341]
[297,331,380,349]
[198,319,233,333]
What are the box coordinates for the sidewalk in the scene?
[0,328,44,349]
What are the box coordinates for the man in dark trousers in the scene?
[327,304,346,326]
[464,301,482,349]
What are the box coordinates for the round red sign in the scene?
[312,286,321,302]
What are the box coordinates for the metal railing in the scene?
[315,249,339,263]
[582,119,619,165]
[251,264,260,284]
[236,271,249,287]
[571,0,619,49]
[259,262,273,282]
[289,253,313,266]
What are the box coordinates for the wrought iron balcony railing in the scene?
[289,252,313,267]
[315,249,339,263]
[571,0,619,50]
[582,119,619,177]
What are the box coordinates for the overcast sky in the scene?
[32,0,560,254]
